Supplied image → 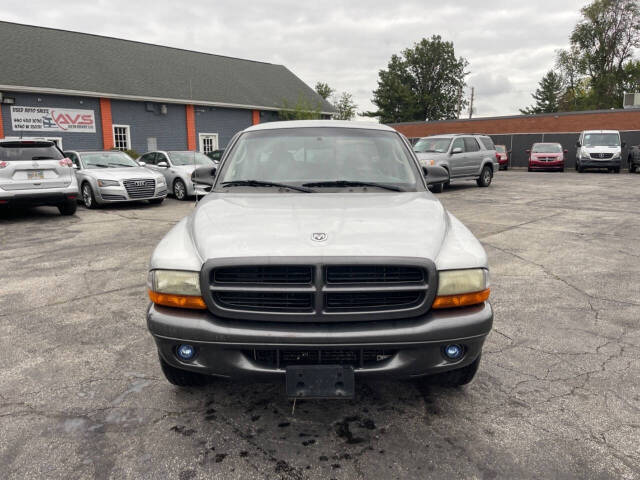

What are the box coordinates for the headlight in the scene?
[612,152,621,159]
[157,177,166,185]
[97,179,119,187]
[147,270,206,309]
[580,152,591,160]
[433,269,490,309]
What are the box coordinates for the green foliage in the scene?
[520,71,565,114]
[365,36,468,123]
[332,92,357,120]
[315,82,335,100]
[278,96,324,120]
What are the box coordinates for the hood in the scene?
[84,166,163,181]
[189,192,449,261]
[415,151,449,166]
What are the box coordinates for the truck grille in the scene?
[590,153,614,159]
[123,178,155,198]
[202,258,435,322]
[246,348,396,368]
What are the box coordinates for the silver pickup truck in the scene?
[146,121,493,398]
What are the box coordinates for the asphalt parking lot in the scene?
[1,170,639,479]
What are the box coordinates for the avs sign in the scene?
[10,106,96,133]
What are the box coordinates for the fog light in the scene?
[176,344,196,361]
[444,344,463,360]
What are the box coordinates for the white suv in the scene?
[576,130,623,173]
[0,139,78,215]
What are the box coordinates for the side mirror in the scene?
[138,161,146,166]
[525,149,531,154]
[422,165,449,186]
[72,164,79,170]
[191,166,217,187]
[451,147,463,154]
[157,161,168,168]
[564,149,568,154]
[576,141,581,147]
[622,142,626,148]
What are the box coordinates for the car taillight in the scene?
[495,153,500,161]
[0,161,7,169]
[59,158,73,167]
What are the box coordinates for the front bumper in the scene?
[147,302,493,380]
[96,184,167,203]
[579,158,621,169]
[529,160,564,170]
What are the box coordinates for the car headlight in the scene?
[157,177,166,185]
[612,152,621,159]
[580,152,591,160]
[433,268,490,309]
[97,179,119,187]
[147,270,206,309]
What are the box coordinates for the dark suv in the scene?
[0,140,78,215]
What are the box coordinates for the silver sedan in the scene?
[138,151,214,200]
[64,150,168,209]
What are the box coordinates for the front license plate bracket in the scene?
[286,365,355,399]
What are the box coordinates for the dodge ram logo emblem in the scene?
[311,232,327,242]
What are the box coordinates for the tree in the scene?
[279,95,324,120]
[557,0,640,109]
[315,82,334,100]
[365,36,468,123]
[520,71,565,114]
[332,92,357,120]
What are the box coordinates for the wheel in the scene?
[148,198,164,205]
[476,166,492,187]
[173,179,187,201]
[428,356,481,387]
[81,182,97,209]
[528,167,532,172]
[504,165,508,171]
[575,162,578,171]
[159,356,209,387]
[577,162,584,173]
[431,182,444,193]
[58,199,77,216]
[614,168,620,173]
[630,163,636,173]
[560,167,564,172]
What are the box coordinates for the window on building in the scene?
[113,125,131,150]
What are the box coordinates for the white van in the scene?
[576,130,623,173]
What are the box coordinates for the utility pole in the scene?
[468,87,475,119]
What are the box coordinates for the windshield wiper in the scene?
[108,163,133,167]
[302,180,404,192]
[220,180,314,193]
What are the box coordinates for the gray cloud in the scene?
[0,0,586,118]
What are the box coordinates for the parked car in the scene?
[575,130,623,173]
[64,150,167,209]
[146,120,492,395]
[138,151,214,200]
[527,143,566,172]
[413,134,499,191]
[628,144,640,173]
[206,149,225,165]
[0,139,77,215]
[495,144,509,170]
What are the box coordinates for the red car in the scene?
[496,145,509,170]
[527,143,566,172]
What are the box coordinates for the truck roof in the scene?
[244,120,395,132]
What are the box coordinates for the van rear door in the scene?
[0,141,72,191]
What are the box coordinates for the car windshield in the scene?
[81,152,138,169]
[0,142,63,161]
[168,152,213,166]
[496,145,506,153]
[532,143,562,153]
[216,127,421,192]
[413,137,451,153]
[583,133,620,147]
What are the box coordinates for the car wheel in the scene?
[504,165,508,171]
[577,163,584,173]
[81,183,97,209]
[173,179,187,200]
[426,355,481,387]
[431,182,444,193]
[631,163,636,173]
[614,167,620,173]
[476,166,492,187]
[58,199,77,216]
[528,167,532,172]
[148,198,164,205]
[159,356,209,387]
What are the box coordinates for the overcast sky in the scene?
[0,0,587,118]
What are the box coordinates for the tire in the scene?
[148,198,164,205]
[504,165,508,171]
[476,166,492,187]
[159,356,209,387]
[425,356,481,387]
[81,182,97,209]
[173,179,187,201]
[630,163,636,173]
[58,199,77,216]
[577,163,584,173]
[528,167,532,172]
[431,182,444,193]
[614,168,620,174]
[560,167,564,172]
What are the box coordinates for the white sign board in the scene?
[10,106,96,133]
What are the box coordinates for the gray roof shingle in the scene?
[0,21,334,113]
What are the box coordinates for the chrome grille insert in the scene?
[123,178,155,199]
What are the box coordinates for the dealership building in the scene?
[0,21,332,154]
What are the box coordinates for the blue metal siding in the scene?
[194,107,252,149]
[0,92,103,150]
[110,100,188,154]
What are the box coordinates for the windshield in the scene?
[216,127,421,192]
[413,137,451,153]
[168,152,213,166]
[532,143,562,153]
[495,145,506,153]
[0,142,64,161]
[81,152,138,169]
[583,133,620,147]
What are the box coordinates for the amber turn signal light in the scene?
[432,288,490,309]
[148,290,207,310]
